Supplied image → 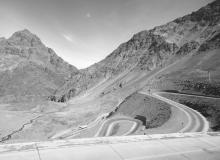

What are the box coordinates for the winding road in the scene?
[94,90,210,137]
[0,91,217,160]
[95,117,141,137]
[50,90,211,139]
[139,90,209,133]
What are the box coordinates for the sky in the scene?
[0,0,213,69]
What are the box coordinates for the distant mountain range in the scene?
[0,0,219,103]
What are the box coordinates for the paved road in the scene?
[139,91,209,133]
[70,90,210,138]
[94,90,210,137]
[105,120,137,136]
[51,113,109,139]
[0,132,220,160]
[95,117,141,137]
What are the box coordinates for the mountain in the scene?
[1,1,219,103]
[0,0,220,143]
[51,0,220,102]
[0,29,78,102]
[146,0,220,96]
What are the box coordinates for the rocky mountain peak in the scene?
[110,30,176,58]
[0,29,79,73]
[0,29,79,102]
[151,0,220,46]
[8,29,43,47]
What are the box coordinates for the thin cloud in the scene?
[62,34,77,44]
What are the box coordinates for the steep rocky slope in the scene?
[0,30,78,102]
[51,31,179,102]
[52,0,220,102]
[145,0,220,95]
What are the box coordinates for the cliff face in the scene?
[51,0,220,102]
[0,30,78,102]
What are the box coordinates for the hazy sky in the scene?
[0,0,213,69]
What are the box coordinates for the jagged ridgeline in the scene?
[50,0,220,102]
